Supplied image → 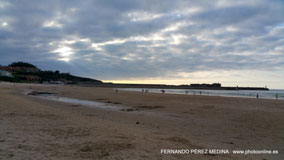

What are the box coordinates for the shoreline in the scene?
[117,88,283,100]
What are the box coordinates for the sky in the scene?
[0,0,283,89]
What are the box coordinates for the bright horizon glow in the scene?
[103,79,284,89]
[102,69,284,89]
[103,79,283,90]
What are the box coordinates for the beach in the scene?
[0,82,283,160]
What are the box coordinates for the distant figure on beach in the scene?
[200,91,202,95]
[161,90,165,93]
[275,93,278,99]
[185,90,188,94]
[256,93,259,99]
[142,89,144,93]
[115,89,118,94]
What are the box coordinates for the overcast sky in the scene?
[0,0,283,88]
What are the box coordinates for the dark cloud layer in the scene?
[0,0,283,87]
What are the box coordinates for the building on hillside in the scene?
[0,66,40,72]
[25,75,39,81]
[0,70,13,77]
[18,75,39,81]
[49,81,64,84]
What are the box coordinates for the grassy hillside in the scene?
[0,62,102,84]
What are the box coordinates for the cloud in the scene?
[0,0,284,88]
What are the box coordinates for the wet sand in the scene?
[0,82,284,160]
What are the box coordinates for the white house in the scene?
[0,70,13,77]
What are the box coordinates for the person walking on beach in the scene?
[275,93,278,99]
[115,89,118,94]
[256,93,259,99]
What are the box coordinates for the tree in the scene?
[9,62,37,68]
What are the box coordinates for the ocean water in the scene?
[119,88,284,100]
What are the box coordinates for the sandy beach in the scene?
[0,82,283,160]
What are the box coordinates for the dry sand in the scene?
[0,82,283,160]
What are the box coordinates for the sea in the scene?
[118,88,284,100]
